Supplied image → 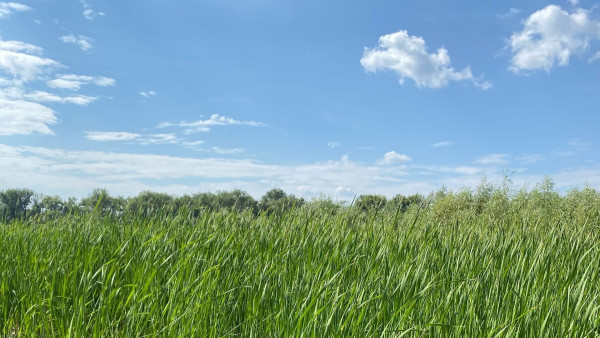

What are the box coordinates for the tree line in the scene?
[0,187,428,222]
[2,177,599,225]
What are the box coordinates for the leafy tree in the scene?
[388,194,424,213]
[80,188,122,215]
[0,188,34,221]
[214,189,258,213]
[127,191,175,216]
[259,188,304,215]
[355,194,387,213]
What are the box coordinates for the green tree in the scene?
[259,188,304,215]
[0,188,34,221]
[355,194,387,213]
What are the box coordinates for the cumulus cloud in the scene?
[0,2,30,19]
[361,30,490,89]
[0,37,112,135]
[378,151,412,164]
[47,74,115,91]
[509,5,600,73]
[0,99,56,135]
[474,154,510,165]
[60,35,95,51]
[158,114,267,133]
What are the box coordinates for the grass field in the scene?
[1,184,600,336]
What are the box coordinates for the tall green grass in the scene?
[1,186,600,336]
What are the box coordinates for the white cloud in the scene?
[0,2,30,19]
[360,30,490,89]
[589,51,600,62]
[378,151,412,164]
[569,0,580,6]
[0,39,43,54]
[212,146,244,154]
[80,0,105,20]
[328,141,341,148]
[432,141,453,148]
[497,8,522,19]
[85,131,187,146]
[509,5,600,73]
[1,143,599,200]
[517,153,544,164]
[140,90,157,98]
[93,76,115,87]
[0,99,56,135]
[85,131,141,142]
[475,153,510,164]
[0,41,60,81]
[158,114,267,133]
[60,35,94,51]
[47,74,115,91]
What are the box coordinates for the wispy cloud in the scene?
[80,0,105,20]
[47,74,115,91]
[212,146,244,154]
[1,87,97,105]
[60,34,95,51]
[508,5,600,73]
[432,141,453,148]
[361,30,491,89]
[2,143,598,200]
[85,131,205,147]
[0,2,30,19]
[328,141,341,148]
[158,114,267,133]
[497,7,521,19]
[475,153,510,165]
[140,90,157,98]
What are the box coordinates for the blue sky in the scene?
[0,0,599,199]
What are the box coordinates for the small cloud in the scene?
[140,90,157,98]
[60,34,94,51]
[474,153,510,164]
[569,0,579,6]
[508,5,600,73]
[432,141,453,148]
[328,141,341,148]
[85,131,140,141]
[212,146,244,154]
[47,74,115,91]
[568,138,591,149]
[360,30,490,89]
[497,7,521,19]
[0,2,31,19]
[378,151,412,164]
[517,153,544,164]
[158,114,267,133]
[589,51,600,63]
[80,0,105,20]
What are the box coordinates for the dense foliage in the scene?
[1,179,599,336]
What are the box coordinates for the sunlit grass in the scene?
[1,186,600,336]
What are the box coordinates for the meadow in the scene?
[1,179,600,336]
